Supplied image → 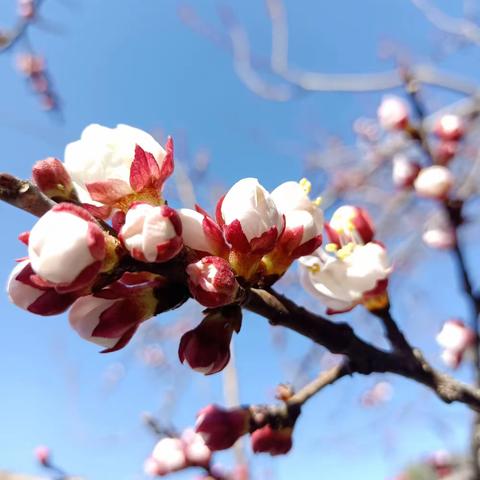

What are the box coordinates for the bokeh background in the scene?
[0,1,479,478]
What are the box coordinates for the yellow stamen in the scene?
[299,178,312,195]
[325,243,339,253]
[336,242,355,260]
[307,264,320,273]
[313,196,322,206]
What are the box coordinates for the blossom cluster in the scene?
[6,123,392,363]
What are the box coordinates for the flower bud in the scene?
[195,404,250,451]
[392,155,420,189]
[151,438,187,475]
[436,319,475,369]
[28,203,106,292]
[68,280,159,352]
[434,114,464,142]
[144,457,163,477]
[181,428,212,467]
[33,445,51,466]
[414,166,454,200]
[32,157,74,200]
[179,307,241,375]
[422,227,455,250]
[219,178,283,255]
[7,260,75,315]
[119,203,183,263]
[18,0,35,19]
[434,141,457,166]
[377,96,409,131]
[178,208,228,257]
[250,425,292,456]
[186,256,239,307]
[325,205,375,247]
[270,180,323,259]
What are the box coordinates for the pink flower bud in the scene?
[434,114,464,141]
[16,54,43,76]
[434,141,457,165]
[219,178,284,255]
[119,203,183,263]
[392,155,420,189]
[179,308,242,375]
[181,428,212,467]
[144,457,163,477]
[34,445,50,466]
[151,438,188,475]
[68,281,159,352]
[427,450,453,478]
[32,157,74,200]
[325,205,375,247]
[422,227,456,250]
[7,260,76,315]
[28,203,106,292]
[195,405,250,450]
[414,166,454,200]
[178,208,228,257]
[436,319,475,369]
[18,0,35,18]
[186,256,239,307]
[250,425,292,456]
[377,96,409,131]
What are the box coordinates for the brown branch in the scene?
[371,304,414,355]
[244,288,480,411]
[287,361,350,407]
[0,173,54,217]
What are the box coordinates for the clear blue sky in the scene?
[0,1,479,479]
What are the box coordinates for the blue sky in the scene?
[0,0,479,479]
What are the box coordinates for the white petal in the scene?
[178,208,213,253]
[69,295,118,347]
[29,211,96,284]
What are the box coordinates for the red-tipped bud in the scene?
[32,157,74,200]
[250,425,292,456]
[18,0,35,19]
[179,308,241,375]
[181,428,212,467]
[119,203,183,263]
[392,155,420,189]
[377,96,409,131]
[422,227,456,250]
[434,114,464,142]
[7,260,76,315]
[220,178,284,255]
[28,203,106,292]
[16,53,44,76]
[178,208,228,257]
[414,166,454,200]
[186,256,239,307]
[68,280,160,352]
[195,404,251,450]
[34,445,51,466]
[150,438,187,475]
[325,205,375,247]
[436,319,475,369]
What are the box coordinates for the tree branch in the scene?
[0,173,54,217]
[287,361,350,407]
[244,288,480,411]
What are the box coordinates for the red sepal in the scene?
[86,179,131,204]
[129,144,162,192]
